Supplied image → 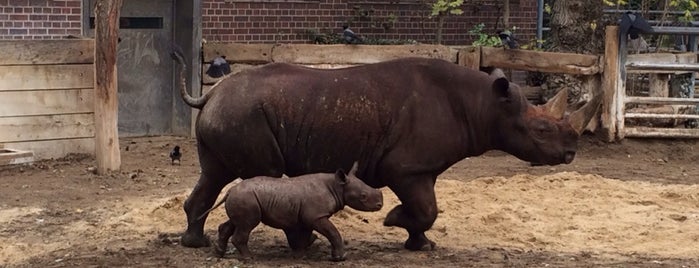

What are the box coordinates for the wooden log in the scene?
[0,89,93,117]
[0,64,93,91]
[93,0,122,174]
[624,96,699,105]
[203,43,273,64]
[0,113,95,143]
[480,46,601,75]
[457,46,480,70]
[0,148,34,166]
[625,127,699,138]
[4,137,94,160]
[626,63,699,72]
[271,44,457,65]
[602,26,620,142]
[625,113,699,119]
[0,40,94,65]
[648,74,670,97]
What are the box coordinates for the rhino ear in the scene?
[335,169,348,185]
[492,77,511,103]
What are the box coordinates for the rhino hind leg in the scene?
[383,177,438,251]
[182,145,236,248]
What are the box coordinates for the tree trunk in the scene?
[436,15,446,44]
[543,0,608,105]
[94,0,123,174]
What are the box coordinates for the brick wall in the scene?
[0,0,538,45]
[0,0,82,40]
[202,0,538,46]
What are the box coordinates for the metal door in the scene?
[86,0,174,136]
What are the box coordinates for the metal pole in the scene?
[536,0,544,48]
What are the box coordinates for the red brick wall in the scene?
[0,0,538,45]
[0,0,82,40]
[202,0,538,45]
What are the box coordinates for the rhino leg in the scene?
[214,220,235,257]
[311,217,346,262]
[284,227,317,251]
[383,177,438,251]
[182,146,235,248]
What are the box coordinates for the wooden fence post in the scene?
[601,26,620,142]
[458,46,481,70]
[94,0,122,174]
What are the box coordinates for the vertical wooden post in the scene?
[458,46,481,70]
[94,0,123,174]
[601,26,620,142]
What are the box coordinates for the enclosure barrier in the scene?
[0,40,96,162]
[614,25,699,139]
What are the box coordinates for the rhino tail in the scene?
[195,192,229,221]
[170,44,210,109]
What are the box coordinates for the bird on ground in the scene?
[343,25,363,44]
[170,145,182,165]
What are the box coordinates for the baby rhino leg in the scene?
[214,220,235,257]
[284,227,317,254]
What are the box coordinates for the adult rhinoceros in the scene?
[171,49,600,251]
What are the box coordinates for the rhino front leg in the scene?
[384,176,438,251]
[311,218,346,262]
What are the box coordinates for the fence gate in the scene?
[615,26,699,139]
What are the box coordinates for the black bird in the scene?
[169,145,181,165]
[205,56,231,78]
[619,12,653,40]
[343,25,363,44]
[497,30,518,49]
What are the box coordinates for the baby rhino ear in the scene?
[335,169,347,185]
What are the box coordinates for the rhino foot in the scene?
[181,232,211,248]
[330,252,347,262]
[404,236,436,251]
[213,241,227,257]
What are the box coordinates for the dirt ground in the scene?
[1,135,699,268]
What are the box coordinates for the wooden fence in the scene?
[0,40,95,162]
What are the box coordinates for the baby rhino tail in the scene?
[195,179,243,221]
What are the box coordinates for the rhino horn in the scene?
[349,161,359,176]
[568,93,602,135]
[541,88,569,119]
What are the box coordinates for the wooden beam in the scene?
[93,0,122,174]
[271,44,457,65]
[626,63,699,72]
[625,127,699,138]
[0,40,94,65]
[457,46,480,70]
[0,64,93,91]
[625,113,699,119]
[625,96,699,105]
[0,148,34,166]
[480,46,601,75]
[0,113,95,143]
[601,26,620,142]
[4,138,94,160]
[0,89,93,117]
[203,43,274,64]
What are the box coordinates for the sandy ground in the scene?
[1,135,699,267]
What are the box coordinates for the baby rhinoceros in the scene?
[205,162,383,261]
